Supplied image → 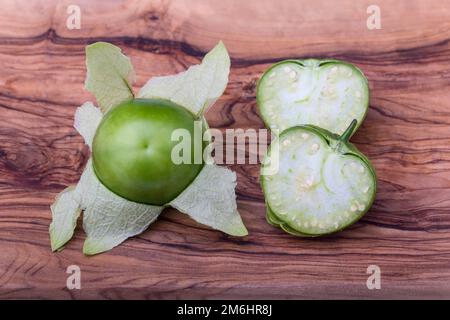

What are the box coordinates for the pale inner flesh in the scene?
[258,62,368,135]
[262,129,374,235]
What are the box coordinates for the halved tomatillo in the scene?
[256,59,369,136]
[261,120,376,236]
[92,98,206,206]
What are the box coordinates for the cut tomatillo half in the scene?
[261,120,376,236]
[256,59,369,136]
[92,98,206,206]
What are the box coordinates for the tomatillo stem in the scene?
[339,119,357,143]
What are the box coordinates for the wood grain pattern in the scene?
[1,0,450,299]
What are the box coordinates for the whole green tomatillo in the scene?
[49,41,248,256]
[92,98,206,206]
[261,120,377,236]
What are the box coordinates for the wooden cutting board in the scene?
[1,0,450,299]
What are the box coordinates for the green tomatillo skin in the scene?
[92,98,205,206]
[261,120,377,236]
[256,59,369,136]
